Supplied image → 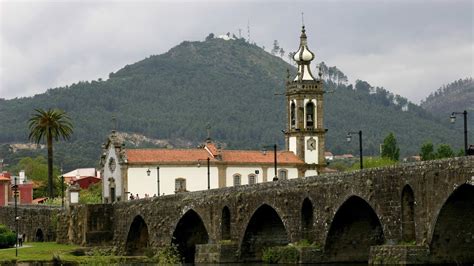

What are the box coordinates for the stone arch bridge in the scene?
[1,157,473,264]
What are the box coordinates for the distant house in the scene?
[324,152,334,161]
[0,172,10,206]
[334,154,355,160]
[63,168,101,189]
[0,171,33,206]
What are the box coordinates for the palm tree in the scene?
[28,109,73,198]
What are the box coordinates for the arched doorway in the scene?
[125,215,149,256]
[240,204,289,262]
[324,196,384,262]
[430,184,474,263]
[221,206,231,240]
[35,228,44,242]
[401,185,416,243]
[301,198,314,242]
[172,210,209,263]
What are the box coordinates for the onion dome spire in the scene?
[293,25,316,81]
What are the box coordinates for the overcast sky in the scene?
[0,0,472,103]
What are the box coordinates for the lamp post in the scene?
[263,144,278,181]
[347,130,363,169]
[147,167,160,196]
[450,110,468,156]
[12,177,18,256]
[198,158,211,190]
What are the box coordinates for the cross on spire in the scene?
[301,12,305,27]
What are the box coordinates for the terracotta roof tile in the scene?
[204,142,219,157]
[126,149,213,164]
[125,148,304,165]
[221,150,304,164]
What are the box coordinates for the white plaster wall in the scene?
[304,136,319,164]
[226,166,299,186]
[102,146,122,199]
[127,166,219,197]
[226,166,263,186]
[289,137,297,154]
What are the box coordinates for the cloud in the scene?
[0,0,472,103]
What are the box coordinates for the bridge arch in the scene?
[221,206,231,240]
[401,184,416,243]
[301,197,314,242]
[324,195,384,263]
[125,215,149,256]
[240,203,289,262]
[172,209,209,263]
[430,184,474,263]
[35,228,44,242]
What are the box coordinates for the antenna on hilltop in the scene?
[238,28,242,39]
[111,116,118,132]
[247,19,251,43]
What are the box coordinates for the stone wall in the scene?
[369,245,429,264]
[57,204,113,246]
[0,205,62,242]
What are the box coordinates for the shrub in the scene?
[154,244,182,264]
[0,225,16,249]
[262,245,299,264]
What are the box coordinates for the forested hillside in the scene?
[421,78,473,120]
[0,36,461,170]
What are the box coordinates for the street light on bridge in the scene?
[450,110,468,156]
[147,166,160,196]
[347,130,363,170]
[197,158,211,190]
[262,144,278,181]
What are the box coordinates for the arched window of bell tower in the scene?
[290,101,296,128]
[306,102,315,129]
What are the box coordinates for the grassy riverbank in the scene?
[0,242,149,264]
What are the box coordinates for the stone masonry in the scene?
[0,157,473,264]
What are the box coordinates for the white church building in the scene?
[100,26,327,203]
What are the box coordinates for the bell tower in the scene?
[285,25,326,176]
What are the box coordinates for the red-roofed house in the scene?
[62,168,101,189]
[99,132,305,203]
[0,172,10,206]
[0,171,33,206]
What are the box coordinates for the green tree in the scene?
[279,47,285,58]
[28,109,73,198]
[271,40,280,55]
[8,156,60,198]
[436,144,454,159]
[381,132,400,161]
[79,182,102,204]
[420,141,436,161]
